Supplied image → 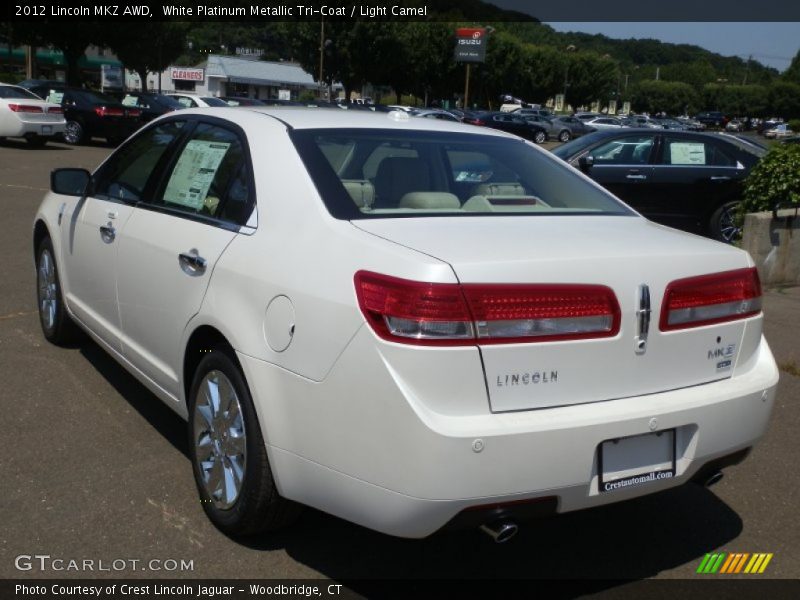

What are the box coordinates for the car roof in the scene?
[160,106,517,137]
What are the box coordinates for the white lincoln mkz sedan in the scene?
[33,108,778,542]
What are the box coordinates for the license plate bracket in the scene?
[598,429,676,493]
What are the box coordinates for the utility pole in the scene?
[463,63,471,109]
[743,54,752,85]
[318,17,325,100]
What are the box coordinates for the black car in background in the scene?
[553,129,765,242]
[26,86,141,145]
[475,112,550,143]
[117,92,184,122]
[695,111,728,128]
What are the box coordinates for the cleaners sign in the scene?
[454,28,487,63]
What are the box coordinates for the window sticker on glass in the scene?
[121,95,138,107]
[163,140,231,211]
[46,91,64,104]
[670,142,706,165]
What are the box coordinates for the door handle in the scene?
[99,223,116,242]
[179,250,207,275]
[625,174,647,180]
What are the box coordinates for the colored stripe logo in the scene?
[696,552,773,574]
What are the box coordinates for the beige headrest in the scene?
[399,192,461,209]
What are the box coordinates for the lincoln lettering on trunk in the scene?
[496,371,558,387]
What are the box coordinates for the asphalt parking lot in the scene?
[0,139,798,589]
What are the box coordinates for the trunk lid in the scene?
[353,216,760,411]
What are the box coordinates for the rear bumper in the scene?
[3,117,65,137]
[239,331,778,538]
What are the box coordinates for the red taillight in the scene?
[8,104,43,113]
[354,271,620,346]
[463,283,620,344]
[660,267,762,331]
[473,119,485,126]
[95,106,124,117]
[355,271,473,346]
[47,106,63,114]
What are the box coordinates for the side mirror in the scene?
[51,168,90,197]
[578,155,594,172]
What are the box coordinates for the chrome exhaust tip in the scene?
[479,520,519,544]
[705,471,724,488]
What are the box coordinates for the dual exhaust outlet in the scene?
[479,520,518,544]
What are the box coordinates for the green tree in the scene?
[12,23,99,85]
[768,81,800,119]
[783,49,800,85]
[99,23,187,91]
[632,80,699,114]
[565,52,618,110]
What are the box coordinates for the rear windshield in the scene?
[291,129,633,220]
[0,86,40,100]
[201,97,229,107]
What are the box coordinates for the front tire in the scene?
[558,130,571,142]
[188,349,301,536]
[710,200,742,243]
[534,130,547,144]
[36,236,79,345]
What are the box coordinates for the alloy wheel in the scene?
[193,370,247,510]
[37,249,57,331]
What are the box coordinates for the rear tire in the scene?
[63,120,84,145]
[36,236,80,345]
[710,200,742,243]
[188,349,301,536]
[558,130,571,142]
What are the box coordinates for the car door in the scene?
[577,133,657,208]
[647,135,746,234]
[60,120,186,350]
[116,119,255,397]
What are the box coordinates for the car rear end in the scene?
[0,84,65,141]
[247,118,778,538]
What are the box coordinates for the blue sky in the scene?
[546,23,798,72]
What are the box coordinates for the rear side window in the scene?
[660,137,736,167]
[155,123,251,224]
[93,121,186,203]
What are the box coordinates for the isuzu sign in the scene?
[170,67,205,82]
[454,28,487,63]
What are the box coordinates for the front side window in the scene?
[291,128,633,220]
[587,135,655,165]
[154,123,250,223]
[93,121,186,203]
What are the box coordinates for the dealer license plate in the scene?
[599,430,676,493]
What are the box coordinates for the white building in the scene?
[125,55,323,100]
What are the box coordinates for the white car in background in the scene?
[167,93,230,108]
[33,108,778,542]
[583,116,625,130]
[0,83,65,146]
